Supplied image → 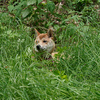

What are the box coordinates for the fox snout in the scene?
[36,45,41,50]
[36,45,47,52]
[36,45,42,51]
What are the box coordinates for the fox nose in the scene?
[36,45,41,51]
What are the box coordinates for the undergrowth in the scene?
[0,0,100,100]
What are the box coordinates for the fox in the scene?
[33,28,56,59]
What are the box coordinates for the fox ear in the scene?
[47,29,53,38]
[34,29,40,36]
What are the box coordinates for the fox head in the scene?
[34,29,55,55]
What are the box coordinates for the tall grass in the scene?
[0,12,100,100]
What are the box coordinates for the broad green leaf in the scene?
[22,8,31,18]
[14,1,27,10]
[53,70,60,75]
[47,1,55,13]
[54,25,60,30]
[27,0,36,5]
[59,35,63,40]
[8,5,14,12]
[38,0,42,4]
[61,75,67,79]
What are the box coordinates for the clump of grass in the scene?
[0,9,100,100]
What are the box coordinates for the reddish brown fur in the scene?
[38,34,48,39]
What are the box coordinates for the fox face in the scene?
[34,29,55,55]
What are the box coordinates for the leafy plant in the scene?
[82,6,99,26]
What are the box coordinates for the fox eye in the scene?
[43,40,47,43]
[36,41,38,44]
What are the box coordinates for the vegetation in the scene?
[0,0,100,99]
